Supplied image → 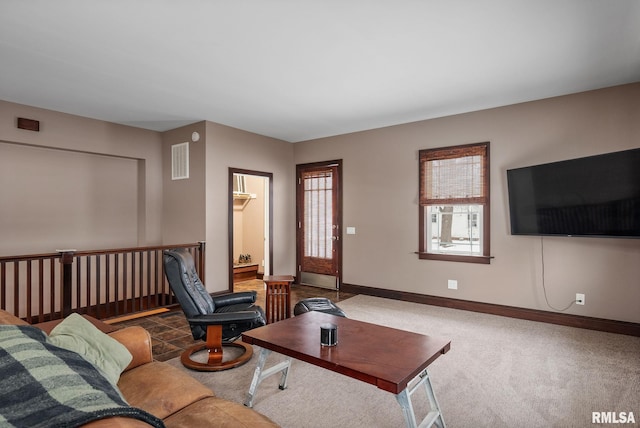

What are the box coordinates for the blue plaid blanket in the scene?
[0,325,164,428]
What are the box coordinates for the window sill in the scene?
[416,252,493,264]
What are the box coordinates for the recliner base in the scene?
[181,323,253,371]
[181,341,253,371]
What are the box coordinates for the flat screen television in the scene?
[507,148,640,238]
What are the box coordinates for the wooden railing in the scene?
[0,242,205,323]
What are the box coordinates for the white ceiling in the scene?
[1,1,639,143]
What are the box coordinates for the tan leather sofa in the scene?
[0,310,278,428]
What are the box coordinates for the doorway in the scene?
[228,168,273,290]
[296,160,343,289]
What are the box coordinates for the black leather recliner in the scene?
[163,248,266,371]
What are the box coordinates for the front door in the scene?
[296,160,342,289]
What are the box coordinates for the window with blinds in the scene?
[303,170,333,259]
[418,142,491,263]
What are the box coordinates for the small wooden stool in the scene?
[263,275,294,323]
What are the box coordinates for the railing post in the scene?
[198,241,206,283]
[58,250,76,317]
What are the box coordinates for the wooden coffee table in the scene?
[242,311,451,428]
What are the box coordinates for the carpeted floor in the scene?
[166,295,640,428]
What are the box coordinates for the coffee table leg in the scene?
[395,369,445,428]
[244,348,292,408]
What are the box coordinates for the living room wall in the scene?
[0,100,295,295]
[0,100,164,256]
[203,121,295,293]
[161,122,207,245]
[160,121,295,293]
[293,83,640,323]
[3,85,637,323]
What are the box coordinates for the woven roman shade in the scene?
[419,143,489,206]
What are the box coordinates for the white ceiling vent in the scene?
[171,142,189,180]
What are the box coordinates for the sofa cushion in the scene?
[118,361,214,420]
[163,396,279,428]
[48,312,133,385]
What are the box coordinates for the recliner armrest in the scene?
[188,311,262,325]
[211,291,257,307]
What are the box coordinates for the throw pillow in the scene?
[48,313,132,385]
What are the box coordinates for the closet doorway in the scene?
[228,168,273,289]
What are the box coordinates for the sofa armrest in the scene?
[0,309,29,326]
[108,326,153,371]
[35,314,119,335]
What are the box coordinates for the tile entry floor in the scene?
[114,280,355,362]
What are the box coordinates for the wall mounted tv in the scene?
[507,148,640,238]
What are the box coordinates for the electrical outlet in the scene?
[576,293,585,305]
[448,279,458,290]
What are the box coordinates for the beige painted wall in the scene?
[0,100,164,255]
[293,83,640,323]
[0,143,138,254]
[204,121,295,293]
[0,102,293,295]
[161,122,207,244]
[2,84,638,323]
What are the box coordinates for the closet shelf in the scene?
[233,192,252,210]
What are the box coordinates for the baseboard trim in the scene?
[341,283,640,337]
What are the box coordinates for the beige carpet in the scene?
[166,295,640,427]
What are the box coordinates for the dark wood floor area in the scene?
[114,280,355,362]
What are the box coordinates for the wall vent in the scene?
[17,117,40,131]
[171,142,189,180]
